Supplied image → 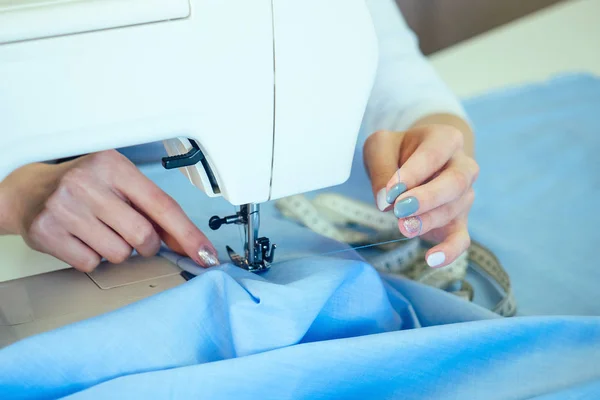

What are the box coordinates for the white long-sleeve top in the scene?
[120,0,466,163]
[361,0,466,135]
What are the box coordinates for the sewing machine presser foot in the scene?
[225,239,276,273]
[209,204,276,273]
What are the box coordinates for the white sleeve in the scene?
[361,0,468,134]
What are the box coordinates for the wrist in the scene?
[0,162,63,236]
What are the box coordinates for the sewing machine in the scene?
[0,0,378,345]
[0,0,378,270]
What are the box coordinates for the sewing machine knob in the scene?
[209,213,245,231]
[209,216,224,230]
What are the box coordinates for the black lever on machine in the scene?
[162,140,204,170]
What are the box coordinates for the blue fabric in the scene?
[2,260,600,399]
[465,74,600,315]
[1,73,600,398]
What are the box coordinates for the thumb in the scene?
[363,130,404,211]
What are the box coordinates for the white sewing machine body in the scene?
[0,0,378,346]
[0,0,378,205]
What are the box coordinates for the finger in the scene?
[49,235,103,273]
[43,191,133,264]
[392,155,478,219]
[112,160,219,267]
[386,125,464,195]
[27,213,101,272]
[363,130,404,211]
[153,224,186,256]
[398,189,475,238]
[92,190,161,257]
[144,217,187,257]
[62,212,133,265]
[424,219,471,269]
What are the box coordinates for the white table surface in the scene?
[1,0,599,283]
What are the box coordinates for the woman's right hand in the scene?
[0,150,219,272]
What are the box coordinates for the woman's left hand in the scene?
[363,124,479,268]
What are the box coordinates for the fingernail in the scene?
[403,216,422,235]
[394,196,419,218]
[376,188,388,211]
[197,246,219,267]
[386,183,407,204]
[427,252,446,268]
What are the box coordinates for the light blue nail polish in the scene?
[386,183,407,204]
[394,197,419,218]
